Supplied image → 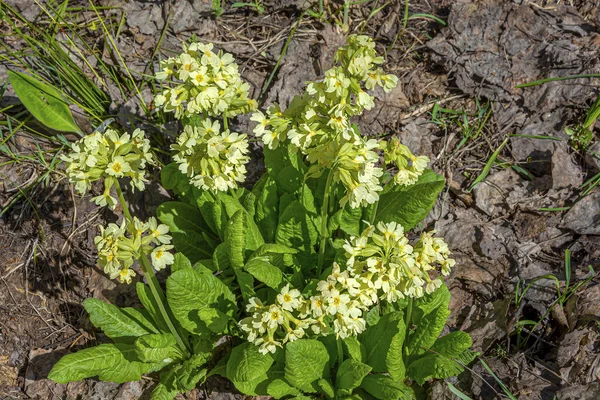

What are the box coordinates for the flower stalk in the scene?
[114,180,191,354]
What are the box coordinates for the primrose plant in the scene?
[50,35,476,400]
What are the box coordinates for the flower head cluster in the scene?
[95,217,174,283]
[155,42,257,119]
[171,119,250,192]
[250,35,399,208]
[240,222,455,353]
[383,137,429,186]
[61,128,153,209]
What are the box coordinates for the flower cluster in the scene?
[383,137,430,186]
[154,41,257,119]
[61,128,153,209]
[240,222,455,354]
[171,119,250,192]
[95,217,174,283]
[250,35,399,208]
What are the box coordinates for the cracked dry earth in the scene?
[1,0,600,399]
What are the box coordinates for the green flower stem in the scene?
[316,168,334,277]
[223,116,228,131]
[403,297,413,364]
[336,337,344,367]
[114,181,191,354]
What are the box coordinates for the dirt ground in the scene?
[1,0,600,399]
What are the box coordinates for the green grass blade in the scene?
[467,137,509,192]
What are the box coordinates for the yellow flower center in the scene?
[270,311,280,320]
[183,63,192,71]
[333,297,341,306]
[283,294,292,303]
[111,162,123,173]
[155,250,164,259]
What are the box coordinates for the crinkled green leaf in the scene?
[83,298,157,339]
[212,243,230,271]
[264,144,305,194]
[151,360,207,400]
[408,286,451,358]
[276,200,317,253]
[8,70,81,134]
[361,311,404,373]
[171,253,193,273]
[267,378,302,398]
[414,284,451,317]
[318,378,335,398]
[226,342,274,384]
[48,343,160,384]
[134,333,184,364]
[284,339,330,393]
[343,336,364,362]
[233,372,269,396]
[136,283,170,334]
[431,331,472,358]
[236,269,256,301]
[336,359,372,391]
[360,374,413,400]
[225,210,247,269]
[339,204,363,236]
[407,353,463,385]
[166,269,237,335]
[255,176,279,242]
[245,257,283,289]
[375,169,445,231]
[157,201,215,261]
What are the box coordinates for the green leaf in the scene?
[8,70,81,134]
[83,298,156,339]
[318,378,335,398]
[225,209,247,269]
[151,360,207,400]
[212,242,230,271]
[267,378,302,398]
[226,342,274,383]
[171,253,193,273]
[161,163,183,191]
[134,333,183,364]
[431,331,472,358]
[375,169,445,231]
[365,307,381,327]
[157,202,215,261]
[408,306,450,359]
[360,375,413,400]
[361,311,405,373]
[276,200,318,253]
[407,353,463,385]
[48,343,159,384]
[285,339,330,393]
[408,286,451,358]
[255,176,279,242]
[166,269,237,335]
[245,257,283,289]
[136,283,170,334]
[236,269,256,301]
[339,204,363,236]
[414,284,451,318]
[264,144,305,194]
[343,336,363,362]
[233,372,269,396]
[336,359,372,391]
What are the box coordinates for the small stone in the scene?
[473,169,522,217]
[171,1,200,34]
[552,142,583,189]
[584,141,600,173]
[560,191,600,235]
